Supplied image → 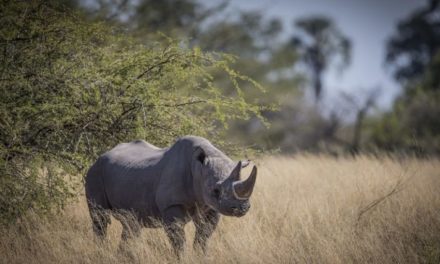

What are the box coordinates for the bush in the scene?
[0,1,262,224]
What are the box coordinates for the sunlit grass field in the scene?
[1,155,440,263]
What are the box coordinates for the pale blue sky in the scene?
[205,0,425,110]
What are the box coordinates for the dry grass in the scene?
[1,155,440,263]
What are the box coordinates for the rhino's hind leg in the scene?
[88,202,111,239]
[85,159,112,240]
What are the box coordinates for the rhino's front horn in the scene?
[232,166,257,200]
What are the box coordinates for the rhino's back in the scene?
[98,140,167,219]
[104,139,164,167]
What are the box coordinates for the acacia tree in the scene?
[0,0,263,224]
[291,16,351,102]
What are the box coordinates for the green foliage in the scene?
[0,0,262,224]
[370,85,440,155]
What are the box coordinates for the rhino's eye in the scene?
[212,188,221,200]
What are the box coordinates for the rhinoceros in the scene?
[85,136,257,255]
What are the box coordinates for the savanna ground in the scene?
[1,155,440,263]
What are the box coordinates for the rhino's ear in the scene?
[241,159,251,168]
[194,147,206,165]
[192,147,206,179]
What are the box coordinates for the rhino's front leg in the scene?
[162,205,187,258]
[193,209,220,254]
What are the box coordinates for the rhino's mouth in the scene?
[215,199,250,217]
[230,204,250,217]
[232,210,247,217]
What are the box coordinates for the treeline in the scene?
[64,0,439,156]
[369,0,440,155]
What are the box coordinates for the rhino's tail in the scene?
[85,157,111,238]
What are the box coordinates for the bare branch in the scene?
[356,175,411,224]
[124,51,176,91]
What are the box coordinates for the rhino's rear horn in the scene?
[232,166,257,200]
[241,159,251,168]
[228,161,242,182]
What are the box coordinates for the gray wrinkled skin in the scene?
[85,136,257,256]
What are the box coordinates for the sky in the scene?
[205,0,426,110]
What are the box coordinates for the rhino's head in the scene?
[192,147,257,217]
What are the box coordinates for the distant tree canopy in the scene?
[386,0,440,84]
[291,16,351,102]
[73,0,228,40]
[0,0,263,224]
[134,0,218,38]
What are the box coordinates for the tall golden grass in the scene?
[1,155,440,263]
